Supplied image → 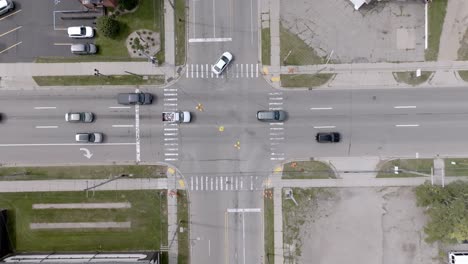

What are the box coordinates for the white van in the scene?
[449,251,468,264]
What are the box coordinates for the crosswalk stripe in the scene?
[201,64,204,78]
[220,176,223,191]
[191,64,193,78]
[241,64,243,78]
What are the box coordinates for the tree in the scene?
[119,0,139,10]
[415,181,468,243]
[96,16,120,39]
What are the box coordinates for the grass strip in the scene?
[377,159,433,178]
[458,71,468,82]
[444,158,468,176]
[0,165,166,180]
[425,0,448,61]
[262,28,271,65]
[264,189,274,264]
[33,75,165,86]
[392,71,433,86]
[280,26,324,66]
[35,57,147,63]
[282,161,335,179]
[0,190,167,251]
[280,74,334,88]
[177,190,189,264]
[175,0,186,66]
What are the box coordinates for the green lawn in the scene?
[377,159,433,178]
[280,74,334,88]
[0,165,167,181]
[280,26,324,65]
[35,57,146,63]
[177,190,189,264]
[458,71,468,82]
[262,28,271,66]
[175,0,186,66]
[33,75,165,86]
[264,189,274,264]
[425,0,448,61]
[282,161,335,179]
[444,158,468,176]
[392,71,433,86]
[0,190,167,251]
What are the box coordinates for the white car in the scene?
[75,133,103,143]
[65,112,94,123]
[212,52,233,75]
[67,26,94,38]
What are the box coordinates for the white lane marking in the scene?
[243,212,246,264]
[0,143,136,147]
[394,106,417,109]
[0,26,22,37]
[112,125,134,128]
[395,124,419,127]
[165,158,178,161]
[269,97,283,100]
[34,107,56,110]
[310,107,333,110]
[35,126,58,128]
[188,37,232,43]
[135,88,141,163]
[0,9,21,21]
[0,41,22,54]
[314,126,336,129]
[212,0,216,37]
[164,128,178,131]
[109,106,131,109]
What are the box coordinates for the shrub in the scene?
[119,0,138,11]
[96,16,120,38]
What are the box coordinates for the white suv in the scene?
[67,26,94,38]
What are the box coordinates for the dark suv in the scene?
[117,93,153,105]
[316,132,340,143]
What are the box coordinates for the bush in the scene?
[96,16,120,39]
[119,0,138,10]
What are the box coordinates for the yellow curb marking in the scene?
[271,76,280,82]
[178,180,185,189]
[219,126,224,132]
[263,67,269,75]
[167,167,175,174]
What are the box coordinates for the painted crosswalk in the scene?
[163,88,179,162]
[187,175,265,192]
[185,63,260,79]
[269,92,286,161]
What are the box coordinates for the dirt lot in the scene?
[283,187,440,264]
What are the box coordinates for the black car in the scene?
[316,132,340,143]
[117,93,153,105]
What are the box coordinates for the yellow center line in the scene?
[0,26,22,38]
[0,41,22,54]
[0,9,22,21]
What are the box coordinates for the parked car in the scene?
[0,0,14,16]
[212,52,233,75]
[71,43,97,55]
[65,112,94,123]
[75,133,103,143]
[117,93,153,105]
[67,26,94,38]
[256,110,286,122]
[316,132,340,143]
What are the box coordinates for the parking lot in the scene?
[283,187,440,264]
[280,0,426,63]
[0,0,99,62]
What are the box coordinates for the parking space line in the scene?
[0,9,21,21]
[34,107,56,110]
[0,26,22,38]
[0,41,22,54]
[112,125,134,128]
[35,126,58,129]
[53,43,73,46]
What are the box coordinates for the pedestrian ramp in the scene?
[185,63,260,79]
[187,175,265,192]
